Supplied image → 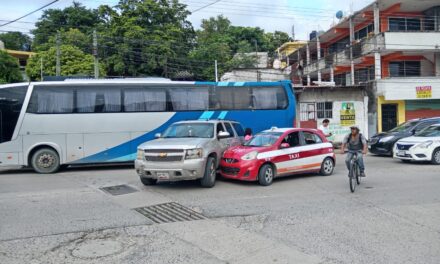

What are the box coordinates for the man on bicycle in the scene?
[340,125,368,177]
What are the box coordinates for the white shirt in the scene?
[319,125,331,138]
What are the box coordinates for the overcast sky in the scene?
[0,0,373,40]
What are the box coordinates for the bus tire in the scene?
[31,148,60,174]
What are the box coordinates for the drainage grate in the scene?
[100,184,138,196]
[134,202,207,224]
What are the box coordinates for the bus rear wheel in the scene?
[31,148,60,174]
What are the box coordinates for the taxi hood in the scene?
[223,145,268,158]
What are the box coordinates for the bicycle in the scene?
[348,151,361,193]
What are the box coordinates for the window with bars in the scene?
[317,102,333,119]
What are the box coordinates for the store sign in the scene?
[416,86,432,99]
[340,102,355,126]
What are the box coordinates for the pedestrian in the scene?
[319,119,332,139]
[244,128,253,141]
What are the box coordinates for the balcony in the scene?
[384,32,440,51]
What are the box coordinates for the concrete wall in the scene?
[221,69,290,82]
[298,88,369,142]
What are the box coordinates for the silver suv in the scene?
[135,120,245,187]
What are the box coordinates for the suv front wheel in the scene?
[200,157,216,188]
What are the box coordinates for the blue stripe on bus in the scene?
[217,111,228,119]
[72,112,201,164]
[199,111,215,120]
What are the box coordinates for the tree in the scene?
[25,45,104,80]
[37,28,92,53]
[97,0,195,77]
[0,50,22,83]
[32,2,99,50]
[0,32,32,51]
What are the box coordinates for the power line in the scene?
[191,0,223,13]
[0,0,60,28]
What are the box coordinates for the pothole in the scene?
[71,239,124,259]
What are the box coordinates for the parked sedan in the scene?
[369,117,440,156]
[220,128,335,186]
[393,123,440,165]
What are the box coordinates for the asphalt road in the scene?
[0,154,439,264]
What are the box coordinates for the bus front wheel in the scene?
[31,148,60,174]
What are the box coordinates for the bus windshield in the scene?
[0,86,28,143]
[162,123,214,138]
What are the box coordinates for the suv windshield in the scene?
[245,132,282,147]
[415,126,440,137]
[162,123,214,138]
[388,120,419,133]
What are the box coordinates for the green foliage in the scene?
[0,50,22,83]
[25,45,104,80]
[97,0,195,77]
[0,32,32,51]
[37,28,92,53]
[32,2,99,49]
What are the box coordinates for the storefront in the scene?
[376,78,440,132]
[296,86,369,143]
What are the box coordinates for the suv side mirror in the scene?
[218,131,230,139]
[280,143,290,149]
[155,133,161,138]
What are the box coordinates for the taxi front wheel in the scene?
[258,164,274,186]
[320,158,334,176]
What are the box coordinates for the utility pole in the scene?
[40,57,43,80]
[214,60,218,82]
[93,29,99,79]
[254,39,258,81]
[56,31,61,76]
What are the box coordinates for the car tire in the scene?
[200,157,216,188]
[140,177,157,186]
[258,164,274,186]
[31,148,60,174]
[320,157,334,176]
[431,148,440,165]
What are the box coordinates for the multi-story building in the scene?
[289,0,440,140]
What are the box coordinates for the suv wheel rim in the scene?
[210,161,216,178]
[37,153,55,169]
[265,167,273,182]
[324,159,333,174]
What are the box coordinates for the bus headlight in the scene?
[137,149,144,160]
[185,148,203,159]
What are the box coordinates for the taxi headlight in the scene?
[414,141,433,149]
[137,149,144,160]
[241,151,259,161]
[185,148,203,159]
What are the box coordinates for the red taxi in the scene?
[220,128,335,186]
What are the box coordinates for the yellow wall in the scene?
[377,96,406,132]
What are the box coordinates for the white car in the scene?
[393,124,440,164]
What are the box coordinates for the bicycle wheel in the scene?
[356,164,361,185]
[349,161,356,193]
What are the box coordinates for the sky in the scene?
[0,0,373,40]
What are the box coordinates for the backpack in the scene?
[345,133,364,149]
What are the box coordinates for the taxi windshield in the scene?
[245,132,282,147]
[415,126,440,137]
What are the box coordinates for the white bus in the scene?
[0,79,295,173]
